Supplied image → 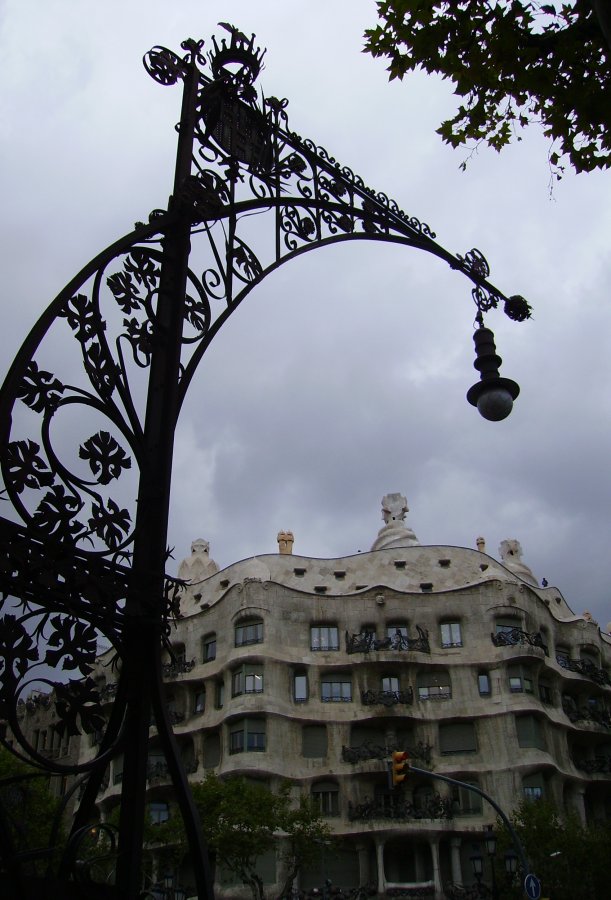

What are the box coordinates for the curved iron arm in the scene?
[0,24,531,900]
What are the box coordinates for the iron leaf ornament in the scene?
[0,23,531,898]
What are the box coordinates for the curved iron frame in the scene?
[0,25,530,899]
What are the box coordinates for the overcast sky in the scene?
[2,0,611,632]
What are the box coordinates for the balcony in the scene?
[347,626,430,655]
[361,688,414,707]
[574,754,611,775]
[146,757,198,781]
[162,657,196,678]
[348,792,452,822]
[342,740,432,766]
[562,697,611,729]
[491,628,548,654]
[99,682,118,701]
[556,655,611,687]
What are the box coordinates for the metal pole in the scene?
[115,48,212,899]
[408,765,530,882]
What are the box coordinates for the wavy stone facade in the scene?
[14,497,611,897]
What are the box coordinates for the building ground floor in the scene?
[179,827,497,900]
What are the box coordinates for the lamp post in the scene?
[0,22,531,899]
[470,853,484,895]
[505,850,519,886]
[484,829,499,900]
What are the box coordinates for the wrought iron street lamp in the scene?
[0,23,531,899]
[470,854,485,896]
[484,828,499,900]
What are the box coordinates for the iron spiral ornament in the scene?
[0,23,530,899]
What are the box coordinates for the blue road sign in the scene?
[524,873,541,900]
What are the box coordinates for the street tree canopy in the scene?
[494,798,611,899]
[364,1,611,177]
[0,745,63,875]
[191,775,330,900]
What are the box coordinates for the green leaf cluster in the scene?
[494,798,611,899]
[364,1,611,176]
[191,775,331,900]
[0,745,64,875]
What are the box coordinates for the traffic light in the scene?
[391,750,409,786]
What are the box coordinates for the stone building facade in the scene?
[10,495,611,897]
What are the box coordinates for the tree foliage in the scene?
[0,745,63,875]
[364,1,611,177]
[191,775,330,900]
[494,798,611,899]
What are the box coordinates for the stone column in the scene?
[575,787,587,825]
[430,840,442,896]
[357,843,371,886]
[450,837,463,885]
[374,838,386,895]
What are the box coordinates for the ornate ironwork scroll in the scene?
[347,625,430,654]
[342,740,433,766]
[0,22,530,899]
[556,654,611,686]
[361,688,414,707]
[491,627,548,654]
[348,792,453,822]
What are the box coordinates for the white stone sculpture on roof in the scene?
[371,492,419,551]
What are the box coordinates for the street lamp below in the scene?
[467,325,520,421]
[505,850,519,876]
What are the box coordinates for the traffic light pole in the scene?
[392,760,535,894]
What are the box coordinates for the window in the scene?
[172,643,186,663]
[215,679,224,709]
[381,676,400,693]
[203,732,221,768]
[202,633,216,663]
[149,801,169,824]
[310,625,339,651]
[232,664,264,696]
[496,616,521,636]
[440,622,462,648]
[194,689,206,714]
[417,669,451,701]
[452,782,483,815]
[478,672,491,696]
[523,785,543,801]
[302,725,327,758]
[439,721,477,754]
[523,773,544,800]
[321,673,352,702]
[508,666,534,693]
[312,780,339,816]
[413,785,435,813]
[539,682,553,704]
[516,715,546,750]
[387,624,409,648]
[229,718,266,754]
[294,672,308,702]
[556,646,570,667]
[235,619,263,647]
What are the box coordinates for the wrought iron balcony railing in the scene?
[99,682,119,701]
[147,757,198,781]
[562,697,611,729]
[162,658,196,678]
[342,740,432,766]
[556,655,611,686]
[574,754,611,774]
[361,687,414,707]
[491,628,548,654]
[348,792,452,822]
[346,625,430,655]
